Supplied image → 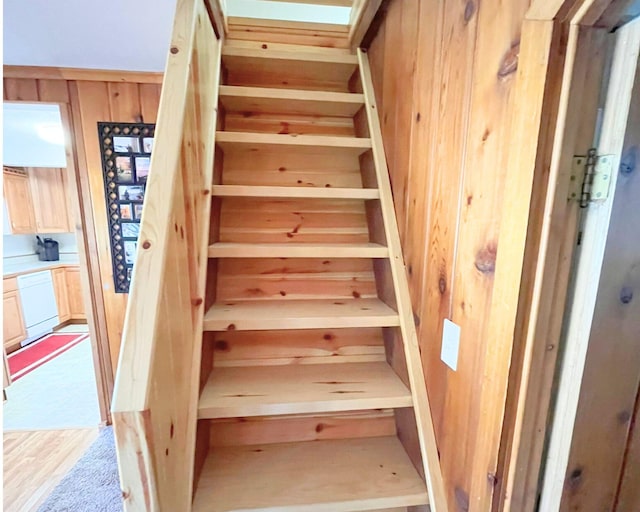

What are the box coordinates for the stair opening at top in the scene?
[226,0,352,25]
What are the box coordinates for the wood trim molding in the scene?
[63,99,114,424]
[3,65,163,84]
[203,0,227,38]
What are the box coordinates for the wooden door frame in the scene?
[3,99,114,424]
[539,15,640,509]
[490,1,637,510]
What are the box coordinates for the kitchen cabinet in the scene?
[3,278,26,352]
[2,167,73,234]
[28,167,74,233]
[3,348,11,397]
[3,169,37,234]
[52,268,71,322]
[65,267,86,320]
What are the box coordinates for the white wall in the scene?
[3,233,78,258]
[3,104,67,168]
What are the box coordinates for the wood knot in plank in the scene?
[618,410,632,424]
[620,146,637,175]
[475,242,498,274]
[141,240,151,250]
[498,42,520,79]
[568,467,583,490]
[278,122,290,134]
[620,286,634,304]
[214,340,229,352]
[455,486,470,511]
[170,46,179,54]
[439,275,447,295]
[464,1,476,23]
[192,297,203,306]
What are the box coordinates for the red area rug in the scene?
[7,332,89,381]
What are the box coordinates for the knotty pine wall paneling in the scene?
[367,0,531,510]
[4,76,162,372]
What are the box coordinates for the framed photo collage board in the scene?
[98,122,155,293]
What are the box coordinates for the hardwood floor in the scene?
[3,427,99,512]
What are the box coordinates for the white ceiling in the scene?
[3,0,349,72]
[3,0,178,71]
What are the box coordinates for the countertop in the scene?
[3,254,80,279]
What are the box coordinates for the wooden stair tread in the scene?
[222,44,359,65]
[208,242,389,258]
[219,85,365,117]
[198,362,412,419]
[192,436,429,512]
[211,185,379,199]
[216,132,372,155]
[203,298,399,331]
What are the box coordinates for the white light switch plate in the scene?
[441,319,461,371]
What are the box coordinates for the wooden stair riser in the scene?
[217,197,371,244]
[222,44,359,92]
[208,327,387,367]
[214,258,377,303]
[204,410,397,448]
[219,85,365,118]
[218,148,365,188]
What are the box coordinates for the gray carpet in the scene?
[38,427,123,512]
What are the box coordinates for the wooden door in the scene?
[28,167,73,233]
[52,268,71,322]
[540,16,640,511]
[3,169,36,234]
[65,267,86,320]
[3,278,26,351]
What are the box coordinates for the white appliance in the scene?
[17,270,59,346]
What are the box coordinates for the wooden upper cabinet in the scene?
[65,267,86,320]
[3,169,37,234]
[28,167,73,233]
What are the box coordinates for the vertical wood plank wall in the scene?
[3,77,162,371]
[367,0,530,509]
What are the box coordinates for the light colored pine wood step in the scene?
[208,242,389,258]
[216,132,372,155]
[222,44,359,65]
[192,436,429,512]
[222,45,358,94]
[219,85,365,117]
[203,298,399,331]
[212,184,379,199]
[198,362,412,419]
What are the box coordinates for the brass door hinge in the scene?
[568,149,613,207]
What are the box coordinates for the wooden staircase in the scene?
[112,1,447,511]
